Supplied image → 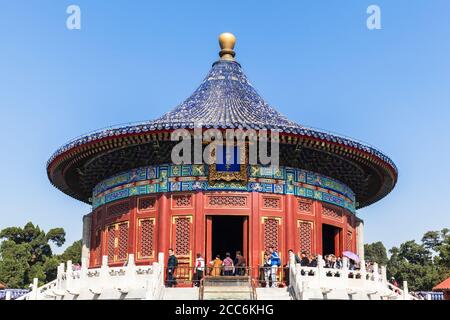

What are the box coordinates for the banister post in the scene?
[66,260,73,290]
[57,263,64,289]
[101,255,109,285]
[126,254,136,286]
[32,278,39,300]
[158,252,165,286]
[359,259,367,288]
[80,257,88,287]
[342,257,349,289]
[288,251,296,288]
[380,266,387,284]
[403,281,409,300]
[372,263,379,282]
[317,254,324,285]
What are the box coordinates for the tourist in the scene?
[223,252,234,276]
[269,247,281,288]
[287,249,301,279]
[390,277,401,294]
[324,255,330,268]
[300,251,310,267]
[263,252,272,287]
[167,248,178,287]
[288,249,301,264]
[234,251,246,276]
[325,254,336,268]
[72,263,81,271]
[194,253,205,287]
[349,258,356,270]
[209,255,223,276]
[309,255,318,267]
[336,257,343,269]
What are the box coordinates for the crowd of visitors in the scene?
[165,248,390,288]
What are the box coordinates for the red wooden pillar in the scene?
[157,194,170,259]
[251,192,260,275]
[314,200,323,255]
[243,217,248,262]
[334,229,341,257]
[205,216,212,264]
[194,192,205,258]
[285,194,296,252]
[128,198,137,260]
[343,213,349,254]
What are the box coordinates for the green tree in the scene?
[364,241,388,265]
[59,239,82,265]
[386,229,450,291]
[0,222,66,288]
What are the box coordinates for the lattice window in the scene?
[138,218,155,259]
[263,217,280,253]
[208,195,247,207]
[107,225,115,263]
[263,197,281,209]
[297,199,312,213]
[323,206,342,220]
[107,201,129,217]
[298,221,313,255]
[174,216,192,256]
[106,222,129,263]
[139,197,156,211]
[173,195,192,207]
[347,231,353,251]
[117,223,129,261]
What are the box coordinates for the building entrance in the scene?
[206,215,248,264]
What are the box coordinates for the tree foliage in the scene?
[366,228,450,291]
[364,241,388,265]
[58,240,82,265]
[0,222,82,289]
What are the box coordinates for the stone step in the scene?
[163,287,199,300]
[202,285,254,300]
[256,287,293,300]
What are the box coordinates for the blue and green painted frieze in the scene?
[92,164,356,213]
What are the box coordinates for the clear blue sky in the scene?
[1,1,449,253]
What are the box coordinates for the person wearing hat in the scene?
[390,277,400,293]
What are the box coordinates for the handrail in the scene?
[16,279,58,300]
[199,278,205,300]
[251,278,258,300]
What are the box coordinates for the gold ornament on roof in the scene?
[219,32,236,61]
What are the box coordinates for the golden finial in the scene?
[219,32,236,61]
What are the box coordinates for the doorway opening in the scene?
[322,224,341,256]
[208,215,247,262]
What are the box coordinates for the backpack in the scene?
[272,252,281,267]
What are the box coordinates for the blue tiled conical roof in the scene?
[46,37,398,208]
[150,60,302,131]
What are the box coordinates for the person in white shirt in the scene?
[194,253,205,287]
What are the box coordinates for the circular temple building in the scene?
[47,33,397,282]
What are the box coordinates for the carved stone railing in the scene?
[0,289,29,300]
[288,255,417,300]
[17,253,165,300]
